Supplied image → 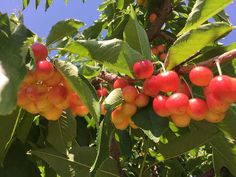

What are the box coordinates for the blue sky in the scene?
[0,0,235,45]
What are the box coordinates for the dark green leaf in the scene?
[117,130,132,159]
[166,22,233,70]
[55,60,100,123]
[95,158,120,177]
[83,22,104,39]
[35,0,40,9]
[46,19,84,46]
[64,39,144,77]
[46,112,77,154]
[45,0,53,11]
[178,0,233,35]
[132,104,169,143]
[124,7,151,58]
[22,0,30,9]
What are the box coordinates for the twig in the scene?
[178,49,236,73]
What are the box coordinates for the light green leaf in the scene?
[64,39,144,77]
[178,0,233,36]
[156,122,219,160]
[22,0,30,9]
[46,19,84,46]
[0,108,23,164]
[55,60,100,122]
[166,22,233,70]
[46,112,77,154]
[0,20,33,115]
[35,0,40,9]
[45,0,53,11]
[95,158,120,177]
[103,88,122,110]
[124,6,151,59]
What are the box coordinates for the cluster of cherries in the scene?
[17,43,89,120]
[111,59,236,129]
[151,44,167,61]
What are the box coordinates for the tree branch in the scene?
[146,0,173,41]
[178,49,236,73]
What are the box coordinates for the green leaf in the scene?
[0,22,33,115]
[90,113,115,176]
[117,130,132,159]
[46,19,84,46]
[45,0,53,11]
[31,146,97,177]
[166,22,233,70]
[212,134,236,176]
[35,0,40,9]
[103,88,122,110]
[22,0,30,9]
[55,60,100,122]
[16,112,34,143]
[178,0,233,36]
[95,158,120,177]
[124,6,151,59]
[64,39,144,77]
[46,112,77,154]
[132,104,169,143]
[156,122,219,160]
[117,0,124,10]
[0,108,23,164]
[83,22,104,39]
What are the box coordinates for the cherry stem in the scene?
[154,61,166,72]
[181,76,194,98]
[215,59,222,76]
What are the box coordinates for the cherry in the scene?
[17,87,30,106]
[122,103,137,116]
[159,53,167,61]
[187,98,207,121]
[149,13,157,23]
[48,85,68,106]
[166,93,189,115]
[133,60,154,79]
[69,92,84,107]
[41,107,63,121]
[171,114,191,127]
[122,86,138,103]
[135,93,149,108]
[35,60,54,81]
[71,105,89,117]
[113,78,129,89]
[153,95,170,117]
[156,71,180,92]
[111,106,125,124]
[114,116,130,130]
[231,78,236,102]
[24,102,39,114]
[208,75,232,103]
[189,66,213,87]
[97,88,108,98]
[143,76,159,97]
[177,80,191,98]
[26,84,47,101]
[205,111,225,123]
[151,47,159,56]
[44,70,63,86]
[206,94,229,113]
[31,43,48,61]
[156,44,166,53]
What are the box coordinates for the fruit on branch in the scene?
[187,98,207,121]
[189,66,213,86]
[166,93,189,115]
[48,85,68,105]
[40,107,63,121]
[151,47,159,56]
[44,70,63,86]
[135,93,149,108]
[149,13,158,23]
[159,53,167,61]
[31,42,48,61]
[156,71,180,92]
[205,111,225,123]
[171,114,191,127]
[177,80,191,98]
[156,44,166,53]
[111,106,125,124]
[97,87,108,98]
[206,94,229,113]
[121,103,137,116]
[113,78,129,89]
[143,76,159,97]
[153,95,170,117]
[133,60,154,79]
[122,86,138,103]
[114,116,130,130]
[35,60,54,81]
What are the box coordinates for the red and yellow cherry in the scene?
[26,84,47,101]
[100,104,107,115]
[153,95,170,117]
[113,78,129,89]
[44,70,63,86]
[122,86,138,103]
[206,94,229,113]
[187,98,207,121]
[135,93,149,107]
[111,106,125,124]
[121,103,137,116]
[69,92,84,107]
[41,107,63,121]
[151,47,159,56]
[31,42,48,61]
[143,76,159,97]
[159,53,167,61]
[24,102,39,114]
[205,111,225,123]
[149,13,157,23]
[189,66,213,87]
[171,114,191,127]
[156,71,180,92]
[48,85,68,106]
[156,44,166,53]
[166,93,189,115]
[17,87,31,107]
[114,116,130,130]
[35,60,54,81]
[133,60,154,79]
[70,105,89,117]
[231,78,236,102]
[177,80,191,98]
[97,87,108,98]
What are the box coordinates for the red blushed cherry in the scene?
[206,94,229,113]
[156,71,180,92]
[156,44,166,53]
[135,93,149,108]
[153,95,170,117]
[159,53,167,61]
[97,88,108,98]
[205,111,225,123]
[122,86,138,103]
[189,66,213,87]
[35,60,54,81]
[149,13,157,23]
[48,85,68,106]
[133,60,154,79]
[171,114,191,127]
[187,98,207,121]
[166,93,189,115]
[113,78,128,89]
[151,47,159,56]
[208,75,233,103]
[177,80,191,98]
[231,78,236,102]
[143,76,160,97]
[31,43,48,61]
